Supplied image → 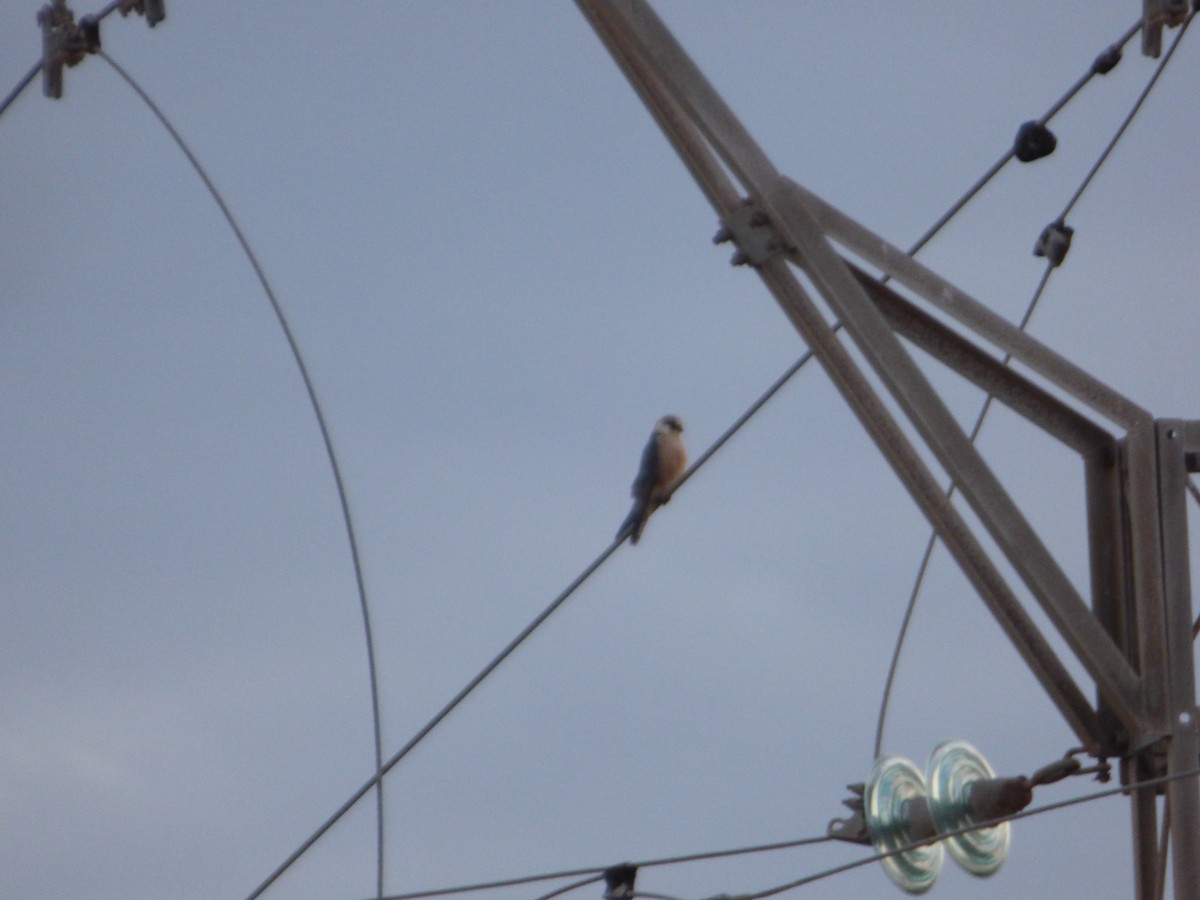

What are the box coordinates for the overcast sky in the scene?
[3,3,1199,899]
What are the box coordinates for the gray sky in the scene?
[3,3,1199,899]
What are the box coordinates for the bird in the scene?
[617,415,687,545]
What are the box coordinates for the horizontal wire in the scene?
[747,766,1200,898]
[377,836,835,900]
[531,875,607,900]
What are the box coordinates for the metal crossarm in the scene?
[578,3,1200,897]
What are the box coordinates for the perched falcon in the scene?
[617,415,687,545]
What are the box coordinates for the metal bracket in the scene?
[713,200,793,268]
[1142,0,1189,57]
[38,0,87,99]
[827,782,871,844]
[118,0,166,27]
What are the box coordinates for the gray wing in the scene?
[618,432,660,543]
[630,432,660,503]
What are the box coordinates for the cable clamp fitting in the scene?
[118,0,166,27]
[713,199,793,268]
[37,0,88,99]
[1033,219,1074,267]
[1092,42,1123,75]
[602,864,637,900]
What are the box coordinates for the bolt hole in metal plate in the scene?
[927,740,1010,876]
[865,755,943,893]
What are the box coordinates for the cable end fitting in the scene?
[1033,220,1074,267]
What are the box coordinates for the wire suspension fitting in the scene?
[828,742,1111,893]
[35,0,164,100]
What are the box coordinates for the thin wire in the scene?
[901,19,1141,261]
[673,350,818,495]
[873,262,1055,758]
[245,532,627,900]
[379,836,835,900]
[874,14,1192,758]
[247,382,843,899]
[746,766,1200,898]
[531,875,606,900]
[94,51,389,899]
[0,61,40,122]
[381,867,602,900]
[0,1,123,123]
[1060,13,1193,222]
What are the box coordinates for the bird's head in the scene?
[658,415,684,433]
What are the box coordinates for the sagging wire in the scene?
[385,763,1191,900]
[377,836,835,900]
[94,49,389,898]
[874,12,1193,759]
[743,765,1200,899]
[247,388,850,899]
[902,18,1140,262]
[873,261,1056,759]
[258,11,1168,895]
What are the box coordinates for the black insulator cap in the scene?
[1034,220,1074,267]
[1013,120,1057,163]
[603,864,638,899]
[1092,44,1122,75]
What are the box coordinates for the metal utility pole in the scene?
[576,3,1200,897]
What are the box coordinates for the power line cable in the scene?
[377,835,835,900]
[0,61,40,122]
[378,768,1199,900]
[874,261,1055,759]
[745,766,1200,899]
[95,50,389,899]
[873,14,1192,759]
[243,533,626,900]
[1060,12,1193,222]
[11,10,1161,896]
[244,389,839,899]
[901,19,1141,262]
[531,875,606,900]
[256,11,1158,893]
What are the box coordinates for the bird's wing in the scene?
[630,432,660,501]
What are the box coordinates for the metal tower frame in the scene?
[576,3,1200,897]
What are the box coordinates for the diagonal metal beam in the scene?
[578,0,1158,745]
[577,0,1106,749]
[754,253,1104,748]
[765,179,1145,735]
[782,179,1151,431]
[851,263,1117,460]
[590,0,1149,431]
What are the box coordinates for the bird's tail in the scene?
[617,502,646,545]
